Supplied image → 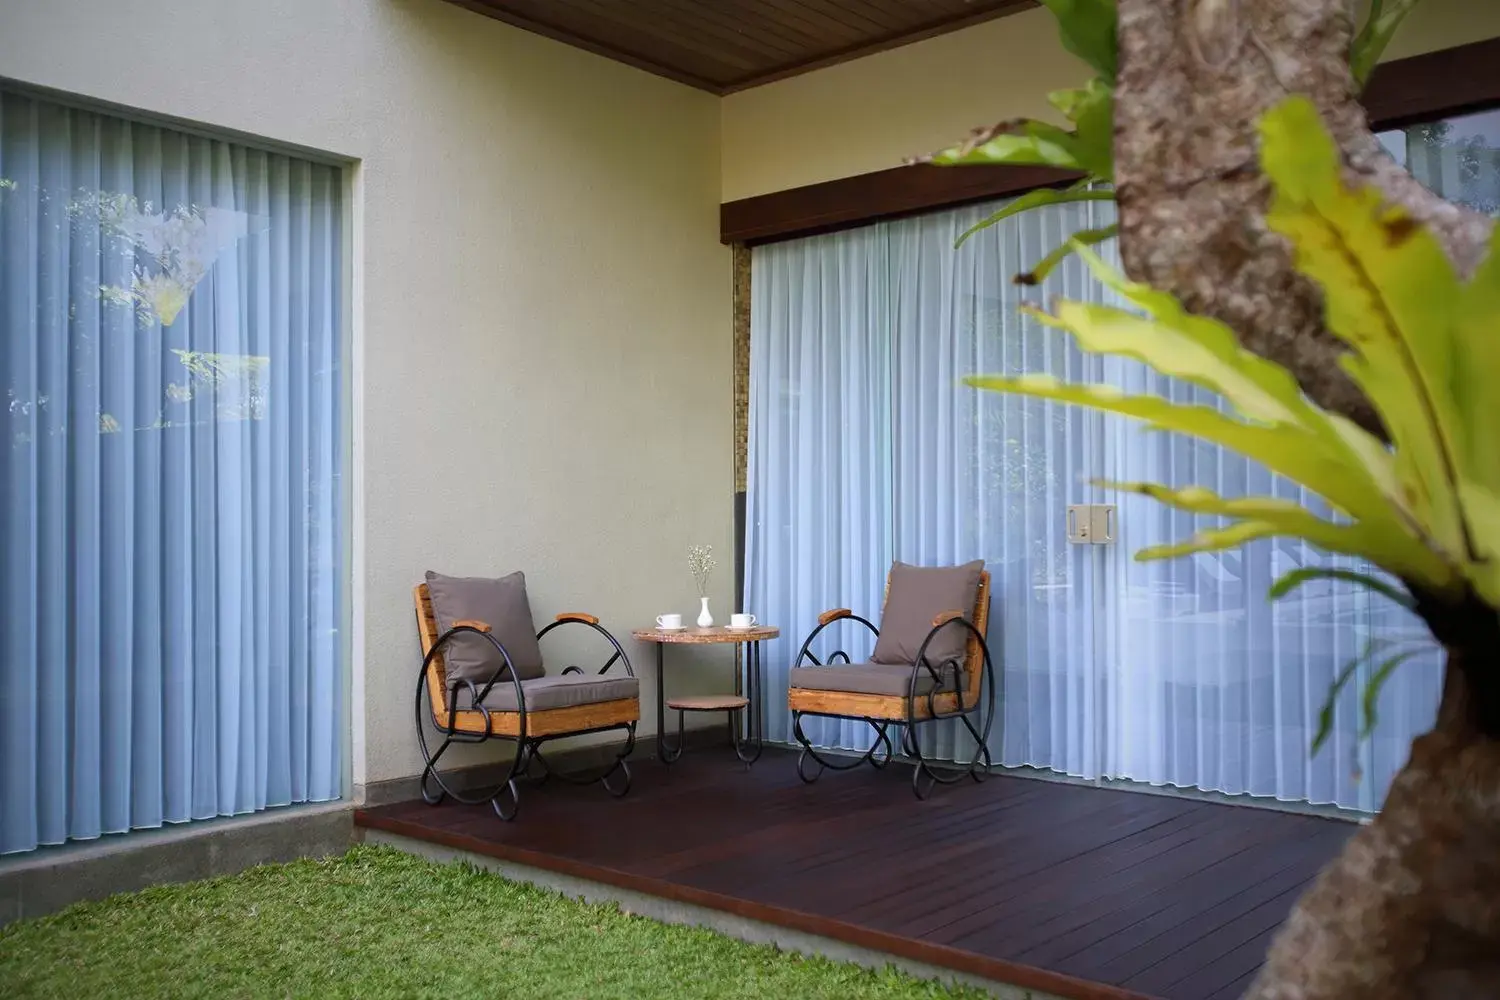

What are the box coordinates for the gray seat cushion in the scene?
[871,560,984,667]
[426,570,546,684]
[788,662,959,698]
[475,674,640,712]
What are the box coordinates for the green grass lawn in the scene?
[0,844,991,999]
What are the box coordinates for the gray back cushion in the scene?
[870,560,984,667]
[425,570,546,686]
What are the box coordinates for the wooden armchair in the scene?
[787,561,995,799]
[414,572,639,820]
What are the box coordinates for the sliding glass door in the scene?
[745,108,1498,812]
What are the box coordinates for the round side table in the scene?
[632,625,778,765]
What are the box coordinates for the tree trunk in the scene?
[1113,0,1493,435]
[1109,1,1500,996]
[1244,655,1500,999]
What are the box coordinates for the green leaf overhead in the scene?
[1038,0,1118,80]
[1099,483,1444,581]
[927,80,1113,178]
[1350,0,1424,86]
[1312,639,1390,754]
[1361,649,1421,739]
[928,119,1093,171]
[1262,96,1471,566]
[953,185,1114,249]
[1453,224,1500,496]
[965,96,1500,619]
[1017,224,1117,285]
[1268,567,1415,610]
[1047,78,1113,175]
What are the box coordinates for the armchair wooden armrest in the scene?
[555,612,600,626]
[453,619,492,632]
[818,608,853,626]
[932,610,964,628]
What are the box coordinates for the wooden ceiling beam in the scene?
[720,35,1500,245]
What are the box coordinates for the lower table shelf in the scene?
[666,695,750,712]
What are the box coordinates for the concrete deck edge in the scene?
[360,827,1069,1000]
[0,802,354,927]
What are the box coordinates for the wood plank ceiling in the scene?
[447,0,1038,94]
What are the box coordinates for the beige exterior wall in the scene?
[1,0,731,788]
[721,0,1500,201]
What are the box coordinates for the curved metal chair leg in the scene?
[601,758,632,797]
[418,728,529,810]
[912,760,938,800]
[906,722,934,800]
[900,724,919,760]
[970,743,993,783]
[511,741,547,787]
[905,720,988,800]
[796,747,826,784]
[419,738,454,805]
[491,779,521,821]
[793,713,898,781]
[600,726,635,798]
[869,723,893,770]
[961,714,993,782]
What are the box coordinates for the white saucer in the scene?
[655,625,687,632]
[724,624,759,631]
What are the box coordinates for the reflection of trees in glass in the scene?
[970,296,1072,588]
[4,181,270,449]
[169,350,269,422]
[1405,119,1500,216]
[9,349,268,448]
[68,191,265,326]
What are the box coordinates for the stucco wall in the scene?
[721,0,1500,201]
[1,0,731,788]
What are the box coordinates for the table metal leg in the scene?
[657,644,682,764]
[735,640,764,764]
[728,644,741,747]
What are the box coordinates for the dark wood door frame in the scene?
[720,35,1500,246]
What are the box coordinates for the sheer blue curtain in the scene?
[745,227,893,749]
[745,199,1112,771]
[1098,359,1441,811]
[744,155,1467,809]
[0,88,344,855]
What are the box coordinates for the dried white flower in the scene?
[688,544,715,597]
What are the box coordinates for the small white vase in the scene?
[696,596,714,628]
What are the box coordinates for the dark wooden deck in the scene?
[355,749,1354,1000]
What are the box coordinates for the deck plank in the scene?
[356,749,1352,1000]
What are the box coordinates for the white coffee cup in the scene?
[730,612,757,628]
[656,613,682,629]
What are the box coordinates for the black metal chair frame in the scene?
[416,617,637,821]
[789,613,996,799]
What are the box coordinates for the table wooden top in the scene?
[631,625,779,644]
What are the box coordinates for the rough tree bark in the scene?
[1114,0,1493,434]
[1112,1,1500,997]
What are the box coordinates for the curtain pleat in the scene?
[0,88,342,855]
[744,183,1447,812]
